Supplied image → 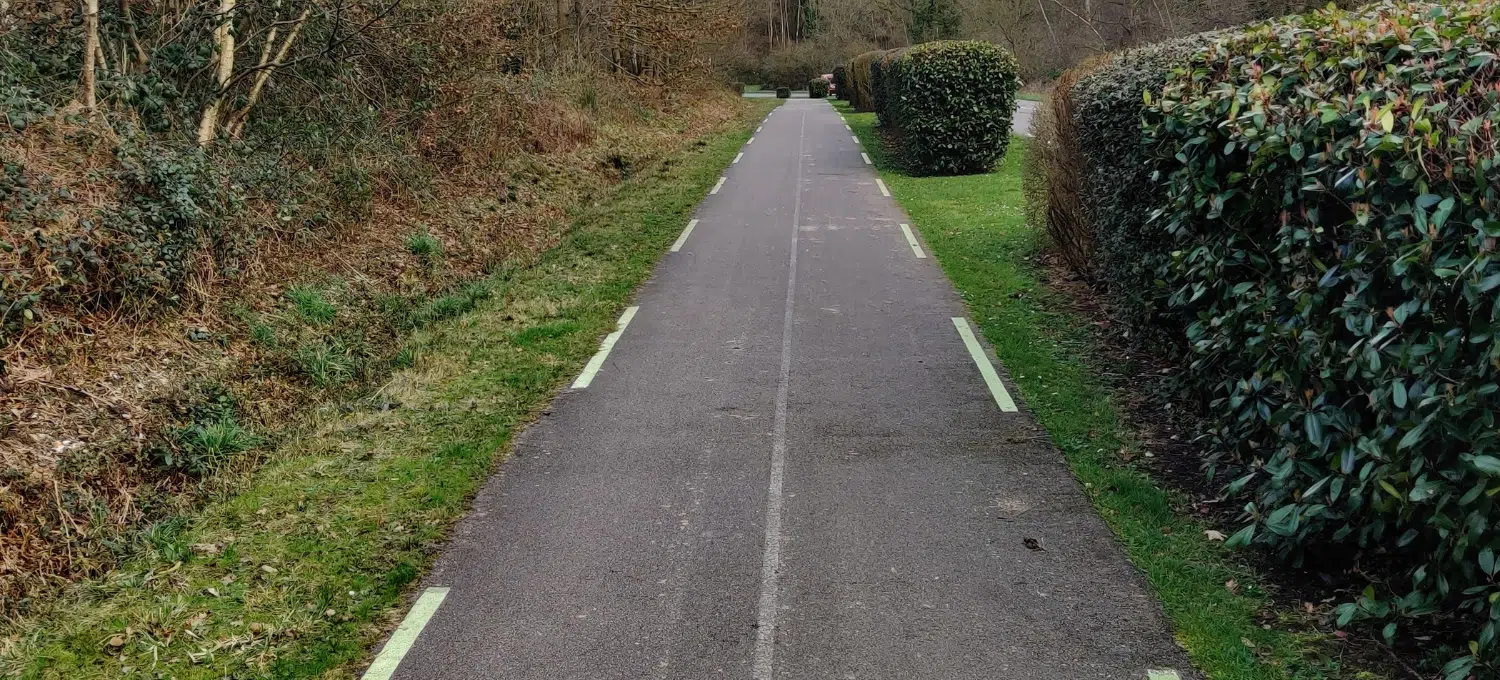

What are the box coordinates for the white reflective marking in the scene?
[757,126,763,132]
[875,178,890,196]
[571,307,639,389]
[851,135,860,144]
[670,219,700,253]
[711,177,728,195]
[861,152,872,165]
[752,110,807,680]
[734,152,744,164]
[361,587,450,680]
[844,124,851,131]
[1146,672,1182,680]
[952,317,1018,412]
[899,223,926,259]
[748,137,755,145]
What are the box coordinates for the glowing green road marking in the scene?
[671,219,700,252]
[361,587,449,680]
[952,317,1018,412]
[898,223,926,259]
[572,306,640,389]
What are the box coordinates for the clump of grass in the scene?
[294,339,359,386]
[286,285,337,323]
[249,322,277,346]
[406,230,442,260]
[168,417,257,474]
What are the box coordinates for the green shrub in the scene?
[285,284,337,323]
[882,41,1018,175]
[808,77,829,99]
[406,230,442,260]
[1070,36,1212,335]
[731,81,745,94]
[846,50,882,111]
[831,66,848,100]
[1117,2,1500,672]
[775,87,791,99]
[870,48,908,127]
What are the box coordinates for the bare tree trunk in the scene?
[80,0,99,112]
[196,0,236,145]
[225,6,312,138]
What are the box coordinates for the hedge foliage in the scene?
[846,50,881,111]
[880,40,1018,175]
[775,87,791,99]
[870,48,908,127]
[1046,1,1500,673]
[831,65,848,100]
[808,77,829,99]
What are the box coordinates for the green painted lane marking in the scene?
[571,306,640,389]
[898,223,926,259]
[360,586,450,680]
[670,219,700,253]
[952,317,1018,412]
[1146,670,1182,680]
[875,178,890,197]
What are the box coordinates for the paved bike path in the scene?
[375,99,1193,680]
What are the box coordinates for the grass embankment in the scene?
[3,100,778,680]
[833,100,1369,680]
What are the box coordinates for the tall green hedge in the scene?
[846,50,882,111]
[870,48,908,127]
[831,65,848,100]
[1070,35,1212,337]
[881,40,1018,175]
[1049,2,1500,673]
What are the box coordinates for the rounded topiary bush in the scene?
[883,40,1018,175]
[775,87,791,99]
[808,77,829,99]
[831,66,848,100]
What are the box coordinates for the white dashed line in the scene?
[1146,672,1182,680]
[361,587,450,680]
[851,135,860,144]
[861,152,872,165]
[571,307,640,389]
[844,124,851,131]
[757,126,763,132]
[748,137,755,145]
[952,317,1018,412]
[735,152,744,163]
[670,219,700,252]
[898,224,926,259]
[711,177,727,194]
[875,178,890,196]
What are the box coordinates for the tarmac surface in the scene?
[371,98,1191,680]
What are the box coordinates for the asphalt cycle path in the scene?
[366,99,1194,680]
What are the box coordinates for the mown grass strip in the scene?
[5,99,778,680]
[834,99,1352,680]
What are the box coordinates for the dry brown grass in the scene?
[1022,61,1101,281]
[0,70,744,618]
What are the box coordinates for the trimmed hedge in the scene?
[1070,35,1212,335]
[831,65,848,100]
[1045,1,1500,672]
[881,40,1018,175]
[846,50,882,111]
[775,87,791,99]
[870,48,908,127]
[808,77,829,99]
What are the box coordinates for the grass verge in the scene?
[4,100,778,680]
[833,100,1370,680]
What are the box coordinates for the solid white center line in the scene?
[875,178,890,196]
[952,318,1018,412]
[734,152,744,164]
[899,223,926,259]
[861,152,872,165]
[670,219,700,252]
[571,306,639,389]
[711,177,728,194]
[752,109,806,680]
[361,587,450,680]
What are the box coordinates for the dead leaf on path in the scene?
[1023,537,1045,551]
[106,635,125,648]
[1205,530,1226,541]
